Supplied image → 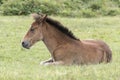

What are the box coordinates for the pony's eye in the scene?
[30,28,34,32]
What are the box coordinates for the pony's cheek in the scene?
[39,35,43,41]
[38,31,43,40]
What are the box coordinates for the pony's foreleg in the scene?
[43,61,65,66]
[40,58,53,65]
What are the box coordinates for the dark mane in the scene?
[46,17,79,40]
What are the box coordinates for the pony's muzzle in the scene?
[22,41,30,49]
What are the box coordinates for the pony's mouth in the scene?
[24,46,30,49]
[22,44,30,49]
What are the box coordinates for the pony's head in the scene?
[22,13,47,49]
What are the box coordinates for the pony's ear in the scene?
[31,13,47,23]
[31,13,40,21]
[42,14,47,22]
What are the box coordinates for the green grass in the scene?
[0,16,120,80]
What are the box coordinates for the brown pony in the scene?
[22,13,112,65]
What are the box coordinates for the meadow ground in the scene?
[0,16,120,80]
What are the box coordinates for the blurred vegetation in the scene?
[0,0,120,17]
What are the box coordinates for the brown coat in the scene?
[22,13,112,65]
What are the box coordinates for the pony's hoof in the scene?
[40,61,53,66]
[40,61,45,65]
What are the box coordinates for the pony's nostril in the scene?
[22,42,25,45]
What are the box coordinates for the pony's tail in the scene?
[99,41,112,63]
[103,49,112,63]
[106,49,112,63]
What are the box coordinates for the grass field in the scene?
[0,16,120,80]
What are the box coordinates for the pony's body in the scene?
[22,14,112,65]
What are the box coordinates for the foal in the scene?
[22,13,112,65]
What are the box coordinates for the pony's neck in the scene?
[42,22,74,55]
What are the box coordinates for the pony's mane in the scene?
[46,17,79,40]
